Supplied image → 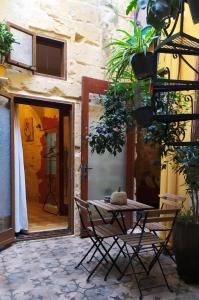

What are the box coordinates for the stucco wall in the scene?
[0,0,130,234]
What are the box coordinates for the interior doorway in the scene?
[15,98,74,234]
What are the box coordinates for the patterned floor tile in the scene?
[0,236,198,300]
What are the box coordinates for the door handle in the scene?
[81,161,93,178]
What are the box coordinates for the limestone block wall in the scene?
[0,0,130,234]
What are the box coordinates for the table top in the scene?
[88,199,153,212]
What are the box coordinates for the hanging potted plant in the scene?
[126,0,181,32]
[172,146,199,283]
[0,22,15,77]
[107,21,157,80]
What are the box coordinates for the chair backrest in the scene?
[74,196,88,230]
[159,193,185,210]
[136,208,180,248]
[74,196,96,235]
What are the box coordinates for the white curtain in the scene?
[14,105,28,233]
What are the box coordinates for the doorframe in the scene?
[0,92,15,247]
[81,77,135,200]
[81,77,135,231]
[12,93,75,235]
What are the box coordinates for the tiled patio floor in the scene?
[0,236,199,300]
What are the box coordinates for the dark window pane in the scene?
[36,37,64,77]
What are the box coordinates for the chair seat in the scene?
[120,232,164,247]
[88,224,124,238]
[145,222,169,231]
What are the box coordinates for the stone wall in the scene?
[0,0,130,234]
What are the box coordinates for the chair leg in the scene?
[129,253,143,300]
[152,245,173,292]
[75,241,96,269]
[118,244,136,281]
[118,244,143,299]
[100,239,122,275]
[114,237,126,257]
[87,238,120,281]
[152,231,176,264]
[104,243,125,281]
[87,240,108,264]
[132,246,148,274]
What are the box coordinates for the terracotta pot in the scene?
[173,221,199,283]
[131,52,154,80]
[0,64,6,77]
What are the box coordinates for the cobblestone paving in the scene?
[0,236,199,300]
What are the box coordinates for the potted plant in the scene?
[126,0,181,32]
[0,22,15,77]
[172,146,199,283]
[107,21,157,80]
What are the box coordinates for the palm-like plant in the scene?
[107,21,157,80]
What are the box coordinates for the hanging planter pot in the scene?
[131,52,154,80]
[133,106,154,127]
[187,0,199,24]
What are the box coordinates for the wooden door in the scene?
[81,77,135,225]
[0,93,15,248]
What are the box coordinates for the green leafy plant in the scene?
[107,21,157,80]
[177,209,194,223]
[144,91,190,159]
[88,82,135,155]
[0,22,15,64]
[88,79,152,155]
[172,146,199,224]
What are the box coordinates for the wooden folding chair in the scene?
[105,208,179,299]
[145,193,184,232]
[74,196,124,281]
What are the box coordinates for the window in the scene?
[7,23,66,79]
[36,36,66,78]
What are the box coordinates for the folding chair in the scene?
[105,208,179,299]
[143,193,184,262]
[74,196,124,281]
[131,193,184,232]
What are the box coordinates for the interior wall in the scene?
[18,104,59,204]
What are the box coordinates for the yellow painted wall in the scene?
[159,3,199,208]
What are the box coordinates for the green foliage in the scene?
[88,82,135,156]
[88,80,152,155]
[0,22,15,64]
[172,147,199,192]
[143,92,190,159]
[107,21,157,80]
[126,0,138,14]
[172,146,199,224]
[177,209,194,224]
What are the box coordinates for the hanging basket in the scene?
[187,0,199,24]
[131,52,154,80]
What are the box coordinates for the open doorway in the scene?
[15,99,73,234]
